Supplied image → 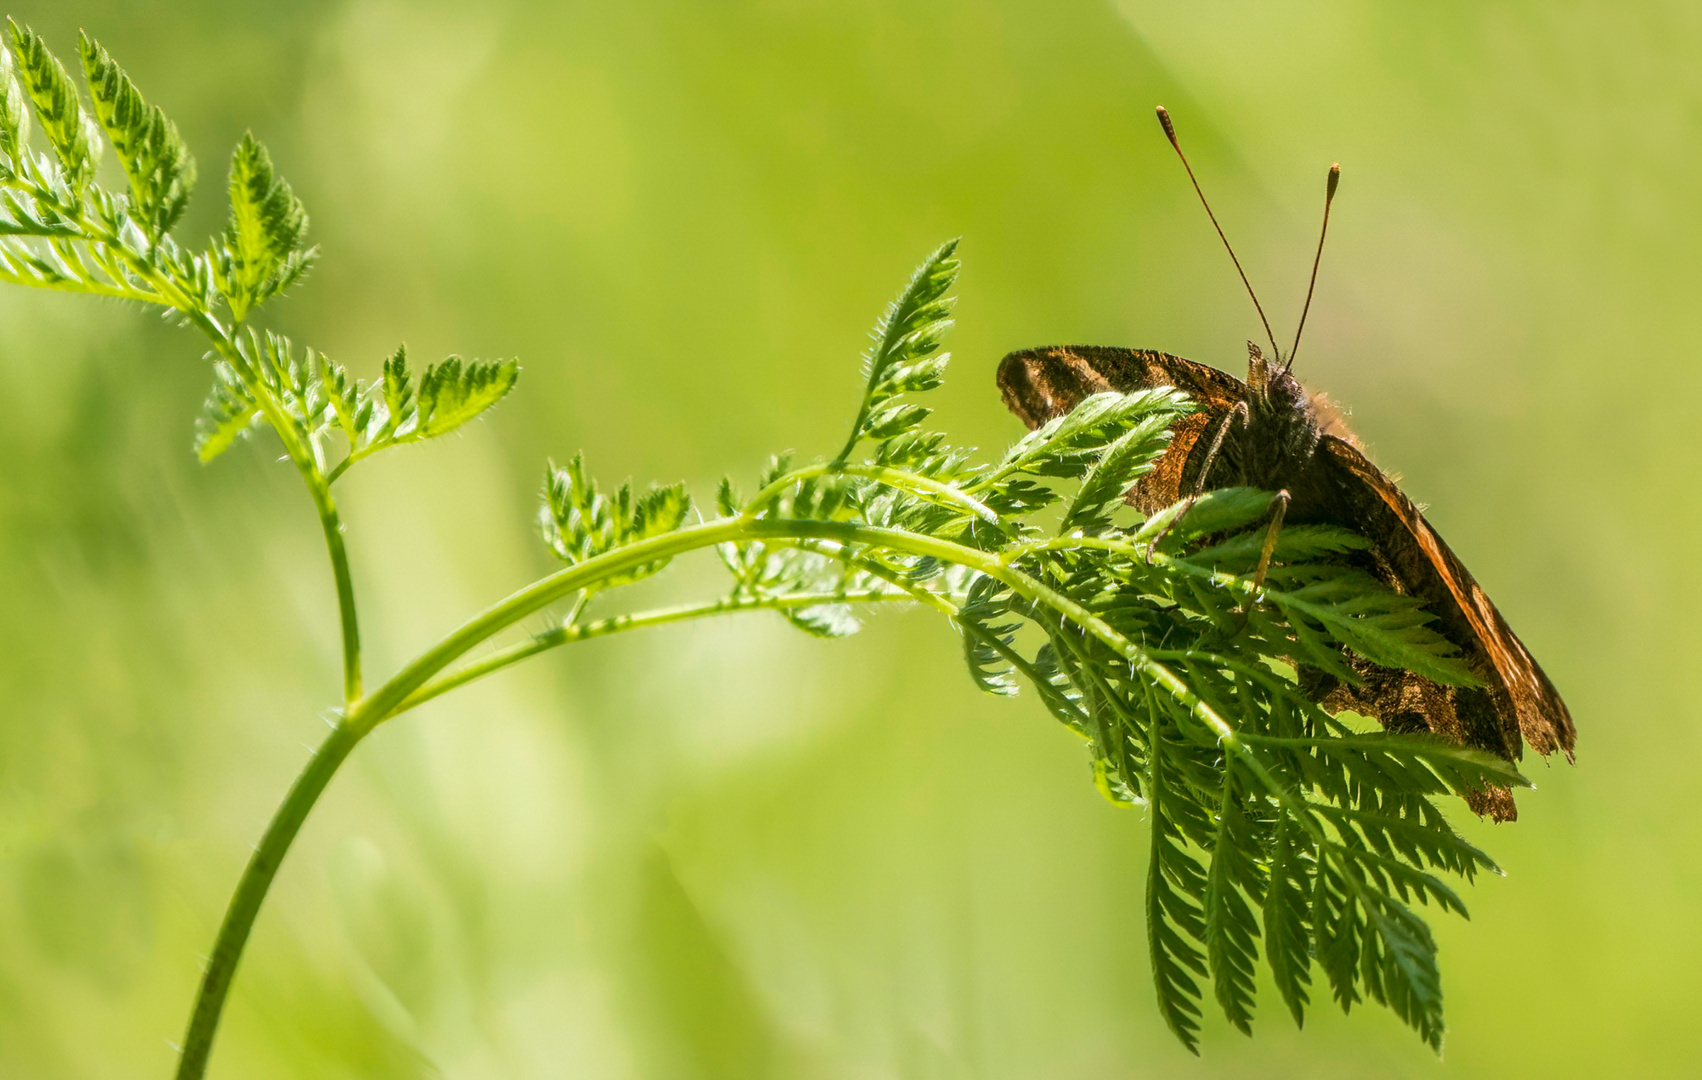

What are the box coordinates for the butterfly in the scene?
[995,108,1574,821]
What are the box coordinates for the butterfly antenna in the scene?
[1286,163,1341,373]
[1156,105,1281,362]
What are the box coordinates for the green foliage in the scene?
[835,237,959,463]
[0,42,31,165]
[0,27,1543,1073]
[79,34,195,241]
[540,453,694,593]
[193,335,519,480]
[333,346,520,468]
[6,20,98,195]
[217,132,312,322]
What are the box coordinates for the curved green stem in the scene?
[183,311,364,705]
[391,587,916,717]
[168,503,1239,1080]
[174,720,362,1080]
[310,484,362,703]
[743,462,999,524]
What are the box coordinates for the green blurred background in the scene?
[0,1,1691,1076]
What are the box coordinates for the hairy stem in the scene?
[174,720,362,1080]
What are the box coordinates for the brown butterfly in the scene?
[996,108,1574,821]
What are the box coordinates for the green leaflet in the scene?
[194,363,261,463]
[835,238,959,463]
[360,346,521,450]
[539,453,693,593]
[6,20,98,194]
[0,44,30,164]
[1058,410,1175,535]
[993,388,1192,483]
[79,34,195,240]
[1203,768,1264,1036]
[218,132,312,322]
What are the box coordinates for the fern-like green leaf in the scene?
[1257,564,1479,687]
[994,388,1191,483]
[1203,771,1263,1035]
[1058,410,1175,535]
[782,603,861,638]
[960,573,1021,696]
[836,238,959,462]
[194,363,260,462]
[219,132,311,321]
[1263,812,1315,1028]
[539,454,692,593]
[1359,890,1445,1049]
[1146,712,1210,1053]
[6,21,98,194]
[0,43,31,165]
[1135,486,1275,547]
[78,34,195,240]
[412,355,521,440]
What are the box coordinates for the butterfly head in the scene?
[1245,341,1323,460]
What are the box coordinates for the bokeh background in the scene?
[0,2,1693,1077]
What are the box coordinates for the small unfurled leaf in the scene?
[218,132,312,321]
[539,454,692,593]
[6,21,99,193]
[0,44,31,164]
[837,239,959,460]
[78,34,196,240]
[412,355,520,440]
[194,362,259,462]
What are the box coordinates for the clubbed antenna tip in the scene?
[1156,105,1179,150]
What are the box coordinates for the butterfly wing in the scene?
[1317,435,1577,763]
[997,345,1248,508]
[995,346,1574,821]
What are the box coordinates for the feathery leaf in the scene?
[6,21,98,194]
[79,34,195,240]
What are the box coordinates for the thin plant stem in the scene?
[173,720,362,1080]
[307,482,362,703]
[391,587,917,716]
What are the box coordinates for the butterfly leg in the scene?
[1218,488,1290,640]
[1245,488,1290,604]
[1144,400,1248,561]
